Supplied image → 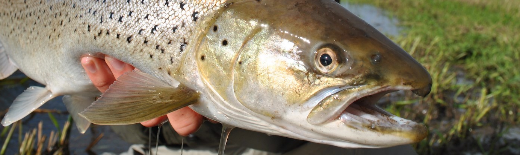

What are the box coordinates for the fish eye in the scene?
[315,45,341,74]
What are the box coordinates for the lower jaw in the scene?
[339,101,421,133]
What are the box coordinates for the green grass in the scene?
[345,0,520,154]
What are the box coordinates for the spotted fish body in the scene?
[0,0,433,148]
[0,0,225,129]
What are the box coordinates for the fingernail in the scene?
[81,57,97,73]
[106,57,125,71]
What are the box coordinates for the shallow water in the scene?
[340,1,402,37]
[0,1,404,154]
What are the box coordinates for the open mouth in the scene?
[307,86,427,133]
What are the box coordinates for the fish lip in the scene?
[306,85,411,125]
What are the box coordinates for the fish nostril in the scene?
[371,54,381,64]
[412,83,432,97]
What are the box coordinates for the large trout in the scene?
[0,0,432,148]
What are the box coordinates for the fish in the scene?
[0,0,432,149]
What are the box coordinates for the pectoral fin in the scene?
[0,43,17,79]
[1,86,55,126]
[63,94,98,134]
[80,70,199,125]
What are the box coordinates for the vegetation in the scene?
[344,0,520,154]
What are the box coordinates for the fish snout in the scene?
[374,47,432,96]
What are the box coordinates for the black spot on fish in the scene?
[144,38,148,44]
[165,0,169,6]
[93,36,97,40]
[118,16,124,22]
[127,36,133,43]
[222,40,228,46]
[87,25,91,32]
[180,2,185,10]
[156,45,160,50]
[170,57,174,64]
[144,14,149,19]
[238,61,242,65]
[117,33,120,39]
[213,25,218,32]
[151,25,158,34]
[200,55,205,61]
[109,12,114,19]
[141,0,145,4]
[161,48,165,53]
[100,16,103,23]
[93,10,97,15]
[98,30,103,36]
[49,6,53,11]
[168,40,172,45]
[106,30,110,35]
[192,12,199,21]
[103,0,106,3]
[138,29,144,35]
[150,54,153,58]
[172,26,178,33]
[127,0,130,3]
[128,11,133,17]
[256,0,261,2]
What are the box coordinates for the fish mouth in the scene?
[307,86,428,140]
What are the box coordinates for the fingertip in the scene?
[141,115,168,127]
[167,107,203,136]
[81,56,115,92]
[105,56,135,78]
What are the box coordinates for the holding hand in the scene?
[80,55,203,136]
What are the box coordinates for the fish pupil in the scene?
[320,54,332,66]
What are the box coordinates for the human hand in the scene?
[80,55,203,136]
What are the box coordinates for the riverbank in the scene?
[344,0,520,154]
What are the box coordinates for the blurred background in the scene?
[1,0,519,154]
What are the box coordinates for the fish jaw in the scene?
[301,85,428,147]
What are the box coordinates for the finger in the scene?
[105,56,135,79]
[81,56,116,93]
[166,107,203,136]
[140,115,168,127]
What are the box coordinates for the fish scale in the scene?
[0,0,224,85]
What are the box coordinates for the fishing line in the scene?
[155,125,161,155]
[181,137,184,155]
[148,127,151,155]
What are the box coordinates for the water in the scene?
[0,1,404,154]
[340,0,402,37]
[0,72,131,155]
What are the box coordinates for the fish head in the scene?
[196,0,432,148]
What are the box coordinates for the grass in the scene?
[0,114,73,155]
[344,0,520,154]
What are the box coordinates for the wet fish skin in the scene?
[0,0,432,149]
[0,0,226,132]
